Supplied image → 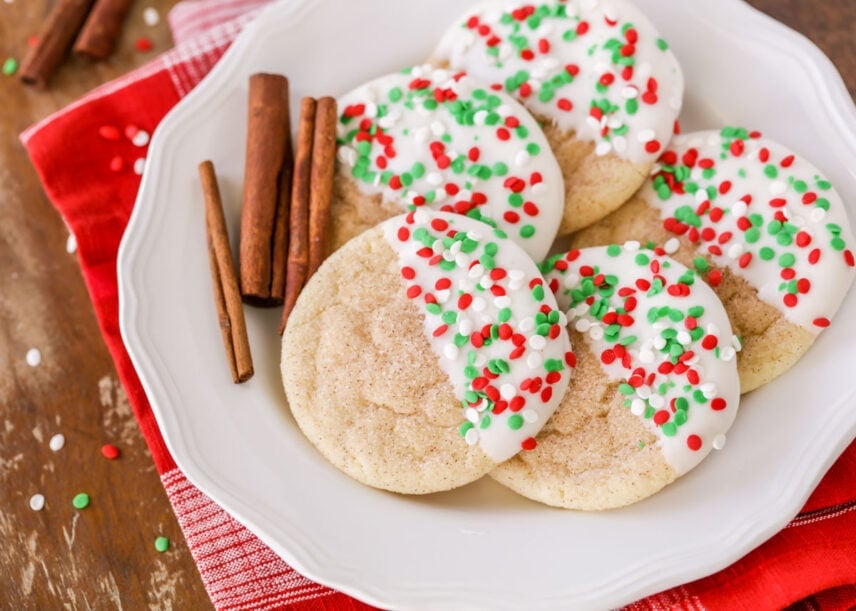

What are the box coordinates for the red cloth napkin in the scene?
[22,1,856,609]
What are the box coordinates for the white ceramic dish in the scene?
[118,0,856,608]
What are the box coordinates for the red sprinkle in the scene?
[686,435,702,451]
[521,437,537,451]
[135,37,153,52]
[101,444,120,460]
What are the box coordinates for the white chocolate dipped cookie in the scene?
[490,244,741,510]
[570,128,856,392]
[282,210,573,494]
[432,0,684,235]
[332,65,565,261]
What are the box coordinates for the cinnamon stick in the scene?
[278,97,316,335]
[199,160,254,384]
[239,73,292,307]
[269,109,295,300]
[73,0,134,60]
[307,97,337,279]
[20,0,96,87]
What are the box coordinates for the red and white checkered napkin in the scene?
[21,1,856,608]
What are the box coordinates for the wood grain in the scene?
[0,1,852,609]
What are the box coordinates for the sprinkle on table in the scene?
[48,433,65,452]
[154,536,170,553]
[26,348,41,367]
[2,57,18,75]
[142,7,160,27]
[29,494,46,511]
[135,37,153,52]
[101,443,120,459]
[72,493,90,509]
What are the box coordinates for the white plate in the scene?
[118,1,856,608]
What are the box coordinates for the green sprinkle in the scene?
[426,303,441,315]
[459,421,474,437]
[759,247,775,261]
[607,244,621,257]
[656,38,669,50]
[661,422,677,437]
[507,414,524,430]
[831,236,846,251]
[155,537,170,553]
[388,87,403,102]
[764,164,778,179]
[525,142,541,155]
[778,253,796,268]
[745,227,761,243]
[688,306,705,318]
[635,253,650,266]
[72,493,90,509]
[2,57,18,76]
[693,257,708,273]
[531,283,545,300]
[618,383,635,395]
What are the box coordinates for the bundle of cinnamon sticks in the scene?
[199,72,337,383]
[20,0,135,87]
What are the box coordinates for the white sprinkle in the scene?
[431,68,449,82]
[500,384,516,400]
[478,276,492,290]
[712,434,727,450]
[522,409,538,423]
[443,344,459,361]
[464,428,479,445]
[563,272,580,289]
[336,146,353,163]
[588,325,604,341]
[412,209,429,224]
[694,188,708,203]
[612,136,627,153]
[677,331,692,345]
[810,208,827,223]
[430,120,446,136]
[426,171,443,186]
[769,181,787,195]
[494,296,511,309]
[26,348,41,367]
[669,96,682,111]
[473,110,488,125]
[636,385,652,399]
[133,157,146,175]
[29,494,45,511]
[66,233,77,254]
[529,335,546,350]
[143,7,160,26]
[574,318,591,333]
[664,237,680,254]
[519,317,535,332]
[465,408,480,423]
[638,349,655,363]
[458,318,473,336]
[514,150,530,167]
[413,126,429,143]
[436,289,451,304]
[648,394,665,409]
[620,86,639,99]
[132,130,150,147]
[471,297,486,312]
[527,351,543,370]
[473,353,487,368]
[623,240,640,251]
[732,335,743,351]
[496,104,512,118]
[637,128,656,143]
[378,113,399,129]
[49,433,65,452]
[531,182,546,194]
[727,243,744,259]
[700,383,717,398]
[508,269,524,281]
[595,141,612,156]
[720,346,736,361]
[730,201,748,217]
[653,336,667,350]
[630,398,646,416]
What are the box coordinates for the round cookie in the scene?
[432,0,684,235]
[282,210,573,494]
[490,244,741,510]
[332,65,565,261]
[570,128,856,392]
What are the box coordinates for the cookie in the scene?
[490,244,741,510]
[282,210,573,494]
[432,0,684,235]
[570,128,856,392]
[332,65,565,261]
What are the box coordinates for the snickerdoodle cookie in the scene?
[570,128,856,392]
[282,210,573,494]
[491,244,741,509]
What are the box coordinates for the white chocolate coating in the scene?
[338,65,565,261]
[543,244,740,474]
[383,210,572,461]
[434,0,684,162]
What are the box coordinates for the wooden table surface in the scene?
[0,1,853,609]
